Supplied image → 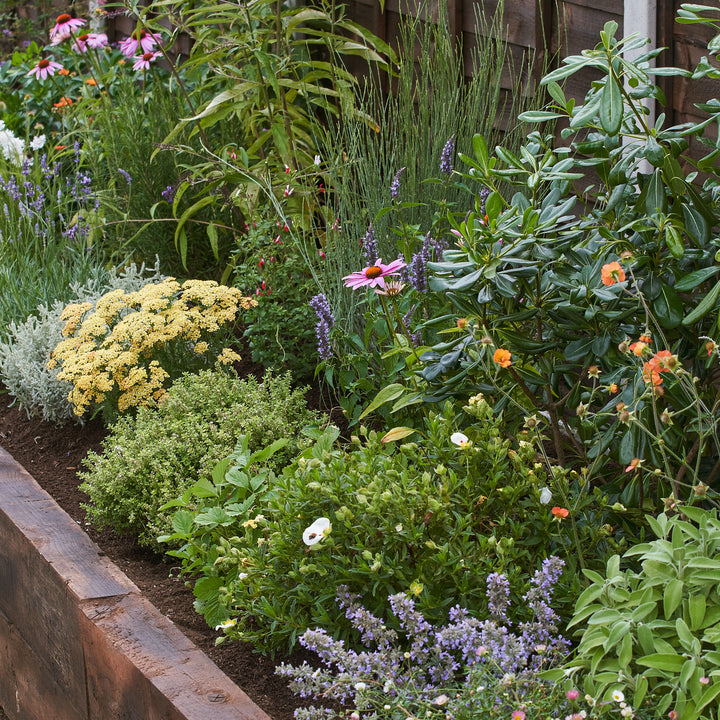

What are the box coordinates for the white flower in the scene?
[432,695,448,706]
[354,682,367,691]
[238,572,248,580]
[302,517,330,545]
[539,487,552,504]
[0,129,24,165]
[450,431,470,449]
[314,154,321,166]
[30,134,46,151]
[215,618,236,631]
[612,689,625,703]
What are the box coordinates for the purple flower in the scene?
[309,294,334,361]
[118,168,132,185]
[440,135,455,174]
[390,167,406,200]
[161,185,176,203]
[361,226,378,266]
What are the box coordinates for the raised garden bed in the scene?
[0,390,313,720]
[0,443,275,720]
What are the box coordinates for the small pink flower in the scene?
[700,677,710,685]
[511,711,525,720]
[49,14,85,44]
[668,711,679,720]
[119,29,159,57]
[27,58,64,81]
[343,258,407,290]
[566,689,579,701]
[132,51,161,71]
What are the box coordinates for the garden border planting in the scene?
[0,445,271,720]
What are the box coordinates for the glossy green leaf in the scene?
[645,169,667,214]
[653,283,683,328]
[600,75,623,135]
[682,277,720,325]
[674,266,720,291]
[359,383,406,420]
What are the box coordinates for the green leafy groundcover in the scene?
[80,368,321,549]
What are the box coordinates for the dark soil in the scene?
[0,364,344,720]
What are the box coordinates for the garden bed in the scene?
[0,385,312,720]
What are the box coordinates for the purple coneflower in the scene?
[132,51,160,71]
[343,257,406,290]
[72,32,108,53]
[119,29,159,57]
[27,58,64,81]
[49,14,85,44]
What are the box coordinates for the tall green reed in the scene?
[316,0,541,337]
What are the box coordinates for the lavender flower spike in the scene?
[309,294,335,361]
[118,168,132,185]
[390,167,406,200]
[361,225,378,266]
[440,134,456,174]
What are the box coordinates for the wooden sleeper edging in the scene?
[0,446,271,720]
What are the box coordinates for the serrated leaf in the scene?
[171,510,195,535]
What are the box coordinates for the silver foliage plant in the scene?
[0,260,165,424]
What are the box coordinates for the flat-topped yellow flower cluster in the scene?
[48,278,256,417]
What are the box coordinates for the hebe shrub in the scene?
[80,368,320,549]
[165,396,614,652]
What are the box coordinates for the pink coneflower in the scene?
[119,29,159,57]
[27,58,64,81]
[49,14,86,44]
[72,32,108,53]
[132,51,161,71]
[343,258,407,290]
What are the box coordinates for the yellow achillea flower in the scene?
[49,278,255,417]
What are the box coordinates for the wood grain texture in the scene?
[0,446,273,720]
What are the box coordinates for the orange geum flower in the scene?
[551,506,569,519]
[625,457,643,473]
[628,341,648,356]
[608,383,618,394]
[601,261,625,286]
[493,348,512,368]
[639,334,652,343]
[706,340,717,357]
[642,362,663,387]
[651,349,678,371]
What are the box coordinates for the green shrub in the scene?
[0,262,165,424]
[552,506,720,719]
[79,368,321,549]
[163,396,617,653]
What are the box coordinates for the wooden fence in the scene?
[104,0,718,152]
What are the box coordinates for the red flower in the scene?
[551,507,569,519]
